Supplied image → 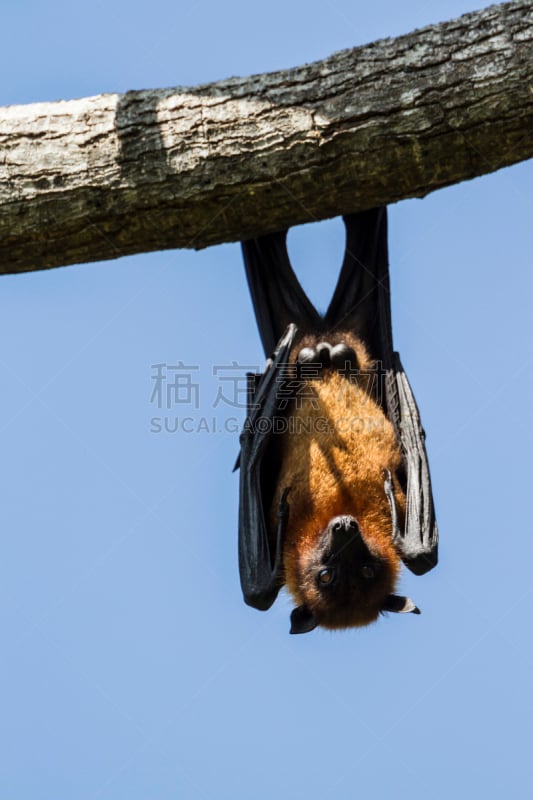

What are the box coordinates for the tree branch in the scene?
[1,0,532,274]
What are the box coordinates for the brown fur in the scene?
[270,333,406,630]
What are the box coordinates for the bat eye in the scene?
[361,565,375,579]
[317,568,335,587]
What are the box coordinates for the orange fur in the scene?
[270,333,406,629]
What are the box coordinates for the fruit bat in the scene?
[237,207,438,634]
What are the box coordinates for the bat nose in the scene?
[326,516,368,560]
[330,516,359,535]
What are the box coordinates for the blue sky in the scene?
[1,1,532,798]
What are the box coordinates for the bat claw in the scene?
[383,469,402,543]
[279,486,291,516]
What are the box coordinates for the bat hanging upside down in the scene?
[237,207,438,634]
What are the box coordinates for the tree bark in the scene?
[1,0,531,275]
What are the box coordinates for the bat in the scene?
[237,207,438,634]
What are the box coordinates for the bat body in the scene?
[238,208,438,634]
[272,335,405,631]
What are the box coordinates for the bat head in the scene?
[285,514,419,634]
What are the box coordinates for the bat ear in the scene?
[382,594,421,615]
[290,605,318,634]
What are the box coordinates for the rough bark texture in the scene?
[0,0,532,275]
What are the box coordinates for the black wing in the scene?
[238,324,298,609]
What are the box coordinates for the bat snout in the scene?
[330,515,359,535]
[324,515,367,558]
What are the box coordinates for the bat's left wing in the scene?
[390,355,438,574]
[238,324,298,610]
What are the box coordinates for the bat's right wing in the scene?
[238,324,298,610]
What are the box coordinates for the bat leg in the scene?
[242,233,321,358]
